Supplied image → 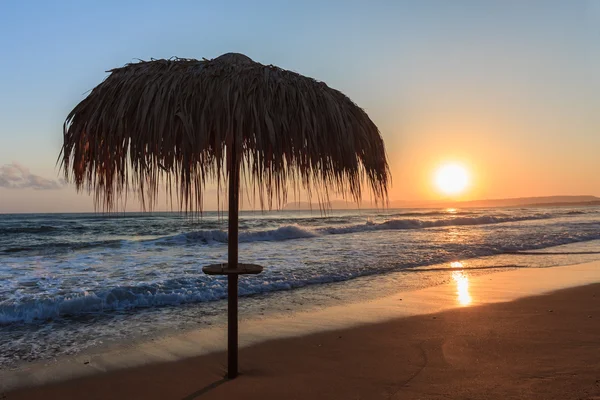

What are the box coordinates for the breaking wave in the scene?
[154,213,554,244]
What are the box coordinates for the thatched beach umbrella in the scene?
[61,52,389,379]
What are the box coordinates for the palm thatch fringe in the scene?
[61,53,389,212]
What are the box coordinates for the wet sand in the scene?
[5,280,600,399]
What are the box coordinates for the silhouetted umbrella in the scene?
[60,52,389,379]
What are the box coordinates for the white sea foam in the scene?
[0,271,359,324]
[158,224,317,245]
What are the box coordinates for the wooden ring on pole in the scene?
[202,263,264,275]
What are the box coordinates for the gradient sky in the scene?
[0,0,599,212]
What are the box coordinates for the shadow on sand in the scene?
[181,377,228,400]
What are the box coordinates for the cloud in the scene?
[0,162,63,190]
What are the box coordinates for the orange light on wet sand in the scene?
[435,164,469,195]
[451,261,472,306]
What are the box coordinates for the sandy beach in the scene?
[5,264,600,400]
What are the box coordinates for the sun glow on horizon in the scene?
[435,163,470,196]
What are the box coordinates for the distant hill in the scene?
[283,196,600,211]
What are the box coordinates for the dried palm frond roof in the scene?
[61,52,390,211]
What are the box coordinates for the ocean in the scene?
[1,206,600,368]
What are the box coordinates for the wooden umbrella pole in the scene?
[227,139,240,379]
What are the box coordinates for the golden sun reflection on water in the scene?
[451,261,472,306]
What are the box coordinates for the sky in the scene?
[0,0,599,212]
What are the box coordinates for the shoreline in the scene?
[2,260,600,396]
[6,280,600,399]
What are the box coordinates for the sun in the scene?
[435,163,469,195]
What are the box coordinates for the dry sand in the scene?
[5,282,600,400]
